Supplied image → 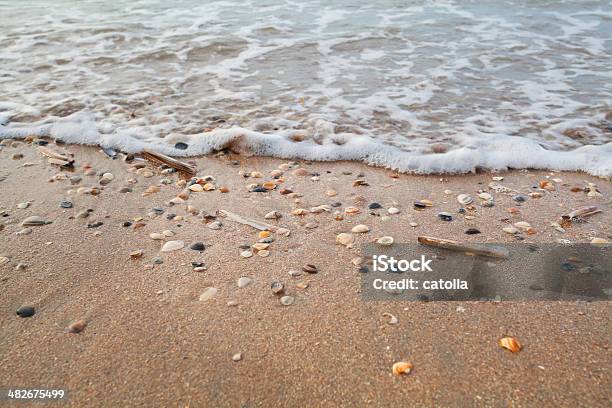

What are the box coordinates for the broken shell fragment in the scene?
[499,336,522,353]
[392,362,413,376]
[382,312,399,325]
[377,236,394,246]
[336,233,354,246]
[457,194,473,205]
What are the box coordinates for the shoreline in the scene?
[0,139,610,407]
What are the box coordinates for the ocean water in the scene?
[0,0,611,176]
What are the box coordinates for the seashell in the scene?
[529,192,543,198]
[539,180,555,191]
[129,250,144,259]
[252,243,269,251]
[345,207,360,215]
[292,168,309,177]
[503,227,519,234]
[292,208,308,216]
[351,224,370,233]
[457,194,473,205]
[296,282,309,290]
[0,256,9,265]
[336,233,354,246]
[22,216,49,226]
[241,250,253,258]
[280,295,294,306]
[388,207,400,215]
[250,171,263,178]
[259,231,271,239]
[177,190,190,200]
[271,281,284,294]
[382,312,399,325]
[326,190,337,197]
[302,264,318,274]
[199,287,218,301]
[444,189,453,195]
[142,185,161,196]
[162,230,174,237]
[17,202,31,209]
[478,192,493,201]
[203,183,216,191]
[68,320,87,334]
[562,206,601,220]
[262,181,276,190]
[169,197,185,205]
[409,222,418,227]
[219,186,230,193]
[189,184,204,192]
[507,207,521,215]
[377,236,394,246]
[161,240,184,252]
[277,228,291,236]
[149,233,165,240]
[590,238,610,247]
[237,277,253,288]
[569,186,584,193]
[514,221,531,231]
[264,211,281,220]
[102,172,114,181]
[392,362,413,376]
[499,336,522,353]
[270,169,283,177]
[492,176,504,181]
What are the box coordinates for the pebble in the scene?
[277,228,291,236]
[292,168,309,177]
[16,306,35,318]
[199,287,218,301]
[409,222,418,227]
[392,362,413,376]
[512,195,527,203]
[377,236,394,246]
[119,187,132,193]
[302,264,318,274]
[457,194,473,205]
[414,200,432,209]
[162,230,174,237]
[251,187,267,193]
[336,233,354,246]
[503,227,519,234]
[292,208,308,216]
[257,249,270,257]
[232,353,242,362]
[161,240,185,252]
[326,190,338,197]
[237,277,253,288]
[22,216,49,226]
[17,202,30,209]
[280,295,294,306]
[87,222,103,228]
[388,207,400,215]
[465,228,481,235]
[130,250,144,258]
[174,142,188,150]
[368,202,382,209]
[68,320,87,333]
[351,224,370,233]
[150,233,165,240]
[241,250,253,258]
[219,186,230,193]
[102,172,114,181]
[437,212,453,221]
[345,207,360,215]
[190,242,205,251]
[16,228,32,235]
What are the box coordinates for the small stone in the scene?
[377,236,394,246]
[11,153,24,160]
[302,264,318,274]
[292,168,309,177]
[326,190,337,197]
[257,249,270,257]
[102,172,114,181]
[492,176,504,181]
[296,282,309,290]
[16,306,35,318]
[59,200,73,209]
[190,242,205,251]
[161,240,185,252]
[189,184,204,192]
[336,233,354,246]
[414,200,432,209]
[237,277,253,288]
[68,320,87,333]
[162,230,174,237]
[345,207,360,215]
[251,186,267,193]
[232,353,242,362]
[465,228,481,235]
[280,295,294,306]
[150,233,165,240]
[219,186,230,193]
[16,228,32,235]
[174,142,188,150]
[17,202,30,209]
[87,221,103,228]
[444,190,453,195]
[207,221,222,230]
[437,212,453,221]
[388,207,400,215]
[409,222,418,227]
[351,224,370,233]
[503,227,519,234]
[292,208,308,216]
[199,287,218,301]
[276,228,291,236]
[512,195,527,203]
[392,362,413,376]
[241,250,253,258]
[368,202,382,209]
[193,266,207,272]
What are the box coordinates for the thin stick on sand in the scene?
[218,210,277,232]
[142,149,197,176]
[417,236,510,259]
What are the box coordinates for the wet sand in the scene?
[0,140,610,407]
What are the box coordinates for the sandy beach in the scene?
[0,139,610,407]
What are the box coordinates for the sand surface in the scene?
[0,140,610,407]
